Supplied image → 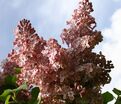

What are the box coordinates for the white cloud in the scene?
[100,8,121,92]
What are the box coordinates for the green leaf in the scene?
[31,87,40,99]
[0,83,27,101]
[12,83,27,92]
[80,100,88,104]
[0,89,12,101]
[113,88,121,96]
[102,91,114,104]
[29,87,40,104]
[14,67,21,74]
[5,75,17,86]
[5,95,11,104]
[37,97,41,104]
[115,96,121,104]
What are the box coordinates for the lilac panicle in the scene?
[1,0,114,104]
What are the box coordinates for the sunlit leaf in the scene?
[0,89,12,101]
[12,83,27,92]
[5,95,11,104]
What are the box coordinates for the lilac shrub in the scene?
[0,0,114,104]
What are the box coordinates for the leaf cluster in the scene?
[0,68,41,104]
[102,88,121,104]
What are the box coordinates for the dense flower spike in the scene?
[1,0,114,104]
[61,0,102,51]
[6,19,47,87]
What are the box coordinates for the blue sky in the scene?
[0,0,121,98]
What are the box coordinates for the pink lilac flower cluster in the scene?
[1,0,114,104]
